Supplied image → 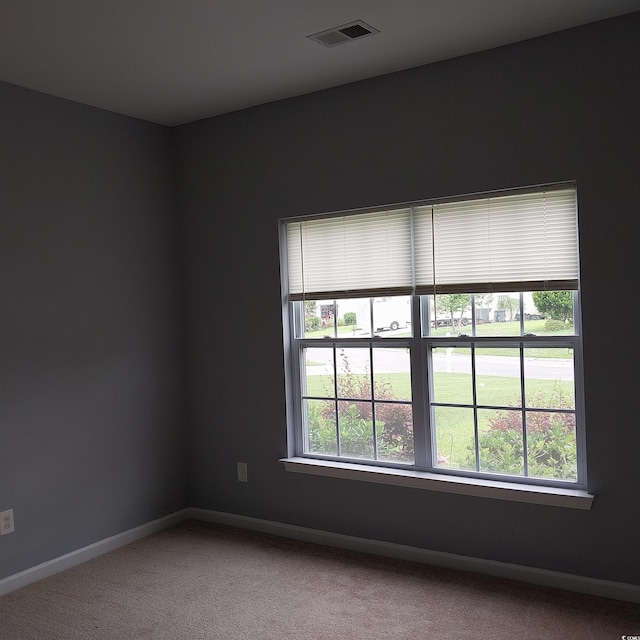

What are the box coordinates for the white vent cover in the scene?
[307,20,381,47]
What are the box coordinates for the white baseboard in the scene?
[189,507,640,604]
[0,509,191,597]
[3,506,638,605]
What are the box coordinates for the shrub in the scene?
[338,403,374,458]
[307,401,337,455]
[376,402,413,461]
[343,312,357,326]
[473,428,525,475]
[305,316,321,332]
[465,384,577,480]
[544,319,568,332]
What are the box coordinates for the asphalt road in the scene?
[305,347,574,382]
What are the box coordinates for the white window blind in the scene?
[420,188,579,294]
[284,185,578,300]
[285,208,413,300]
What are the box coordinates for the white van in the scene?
[373,297,411,331]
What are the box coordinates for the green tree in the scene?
[304,301,321,332]
[435,294,471,332]
[532,291,573,322]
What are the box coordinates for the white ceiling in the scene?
[2,0,640,126]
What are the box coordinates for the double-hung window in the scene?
[280,184,586,493]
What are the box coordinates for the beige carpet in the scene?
[1,520,638,639]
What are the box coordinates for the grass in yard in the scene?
[305,372,411,399]
[305,326,412,339]
[304,324,362,338]
[431,318,575,342]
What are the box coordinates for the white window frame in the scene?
[279,185,594,509]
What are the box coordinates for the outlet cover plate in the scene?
[1,509,14,535]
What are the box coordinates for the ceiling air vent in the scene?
[307,20,381,48]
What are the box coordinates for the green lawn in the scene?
[432,345,574,359]
[306,319,574,352]
[304,324,361,338]
[305,325,413,339]
[431,318,575,338]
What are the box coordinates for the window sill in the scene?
[280,457,594,510]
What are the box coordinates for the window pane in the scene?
[305,399,337,455]
[338,400,374,458]
[375,401,414,464]
[474,292,521,337]
[336,298,372,337]
[524,347,575,410]
[432,347,473,405]
[336,348,371,400]
[299,299,336,338]
[475,347,522,408]
[526,411,577,481]
[373,348,411,401]
[433,406,475,470]
[478,408,525,476]
[523,291,575,336]
[523,346,577,482]
[429,294,472,335]
[303,347,334,398]
[372,296,412,337]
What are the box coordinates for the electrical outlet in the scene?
[1,509,14,536]
[237,462,248,483]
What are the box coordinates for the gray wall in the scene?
[0,83,187,579]
[176,12,640,586]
